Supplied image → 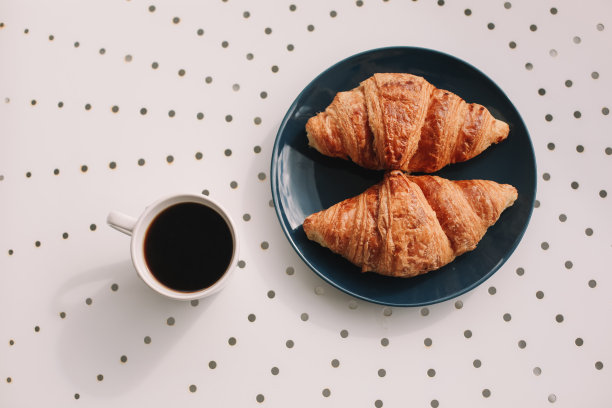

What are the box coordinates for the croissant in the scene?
[303,171,517,278]
[306,73,509,173]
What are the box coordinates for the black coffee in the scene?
[144,202,233,292]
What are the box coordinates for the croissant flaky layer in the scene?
[306,73,509,173]
[303,171,517,278]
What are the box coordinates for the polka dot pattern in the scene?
[1,1,609,407]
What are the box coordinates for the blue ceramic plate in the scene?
[270,47,536,307]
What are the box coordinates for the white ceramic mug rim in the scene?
[129,194,239,300]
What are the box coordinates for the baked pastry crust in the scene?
[306,73,509,173]
[303,171,517,277]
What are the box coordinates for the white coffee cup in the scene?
[107,194,239,301]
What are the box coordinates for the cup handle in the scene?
[107,211,137,236]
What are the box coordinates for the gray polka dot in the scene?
[356,0,364,6]
[221,41,229,48]
[248,314,256,322]
[178,69,185,77]
[243,213,251,222]
[254,146,262,153]
[256,394,264,403]
[592,71,600,79]
[548,394,557,403]
[74,393,79,400]
[289,4,296,11]
[380,338,389,347]
[300,313,309,321]
[348,300,358,309]
[264,27,272,35]
[340,329,349,338]
[9,339,14,346]
[230,181,238,189]
[487,22,495,30]
[224,149,232,157]
[62,232,69,239]
[588,279,597,288]
[565,79,573,87]
[571,181,579,189]
[503,313,512,322]
[509,40,516,48]
[504,1,511,9]
[536,291,544,299]
[378,368,386,377]
[547,142,555,150]
[172,17,180,24]
[482,389,491,398]
[287,44,294,51]
[195,152,203,160]
[59,311,66,319]
[285,339,294,348]
[138,158,145,166]
[330,10,337,17]
[144,336,151,344]
[254,117,262,125]
[238,260,246,268]
[140,107,147,115]
[307,24,315,32]
[208,360,217,369]
[559,214,567,222]
[271,366,279,375]
[85,103,92,110]
[168,110,175,118]
[488,286,496,295]
[228,337,236,346]
[260,241,269,249]
[421,307,430,316]
[541,242,549,250]
[431,400,440,408]
[575,338,584,346]
[597,23,605,31]
[530,24,537,32]
[111,105,119,113]
[585,228,593,236]
[151,62,158,69]
[455,300,463,309]
[111,283,118,291]
[382,307,392,316]
[473,359,482,368]
[149,5,155,12]
[375,400,383,408]
[605,147,612,155]
[85,297,92,305]
[545,114,553,121]
[189,384,197,392]
[201,189,209,196]
[225,114,233,122]
[120,355,127,363]
[167,317,175,326]
[166,155,174,164]
[533,367,542,376]
[595,361,604,370]
[525,62,533,70]
[48,34,54,41]
[464,330,472,338]
[600,190,608,198]
[97,374,104,381]
[574,111,582,118]
[34,326,40,332]
[322,388,331,397]
[99,48,106,55]
[243,11,250,18]
[35,240,41,247]
[518,340,527,349]
[191,299,199,307]
[542,172,550,181]
[424,337,433,346]
[124,55,132,63]
[286,266,294,275]
[550,7,558,14]
[565,261,573,269]
[267,290,275,299]
[205,76,213,84]
[539,88,547,96]
[427,368,436,377]
[573,36,581,44]
[555,314,564,323]
[258,172,266,181]
[331,359,340,367]
[246,53,254,60]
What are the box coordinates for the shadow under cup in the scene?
[129,195,239,301]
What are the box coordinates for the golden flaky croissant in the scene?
[303,171,517,278]
[306,73,509,173]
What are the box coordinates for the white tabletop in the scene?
[1,1,611,407]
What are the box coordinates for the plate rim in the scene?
[270,45,537,307]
